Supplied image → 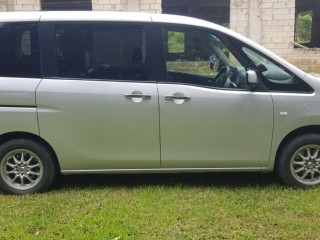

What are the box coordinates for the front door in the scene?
[158,26,273,168]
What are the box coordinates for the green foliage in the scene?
[168,31,185,53]
[296,11,312,44]
[1,173,320,239]
[222,22,230,29]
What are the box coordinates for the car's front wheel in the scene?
[277,134,320,188]
[0,139,56,195]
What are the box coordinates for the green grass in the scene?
[1,173,320,239]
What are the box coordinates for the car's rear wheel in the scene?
[0,139,56,195]
[277,134,320,188]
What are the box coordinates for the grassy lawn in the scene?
[1,173,320,239]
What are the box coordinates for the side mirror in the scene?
[247,70,258,87]
[257,63,268,72]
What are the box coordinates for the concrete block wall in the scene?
[0,0,162,13]
[230,0,262,44]
[140,0,161,13]
[14,0,40,11]
[92,0,161,13]
[0,0,40,11]
[286,48,320,73]
[230,0,250,38]
[0,0,7,11]
[260,0,295,55]
[92,0,127,11]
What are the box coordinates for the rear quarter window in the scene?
[0,22,40,78]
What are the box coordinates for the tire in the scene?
[0,139,56,195]
[277,134,320,189]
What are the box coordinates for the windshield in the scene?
[242,47,293,81]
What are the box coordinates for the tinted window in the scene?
[0,22,40,78]
[162,26,247,89]
[55,24,148,81]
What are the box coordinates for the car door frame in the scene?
[152,23,275,169]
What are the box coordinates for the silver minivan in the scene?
[0,11,320,194]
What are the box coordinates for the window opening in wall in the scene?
[41,0,92,11]
[296,10,312,45]
[162,0,230,27]
[295,0,320,48]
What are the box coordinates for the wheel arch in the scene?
[275,125,320,168]
[0,131,61,172]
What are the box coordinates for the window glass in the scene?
[242,47,313,92]
[162,27,246,89]
[55,24,148,81]
[0,22,40,78]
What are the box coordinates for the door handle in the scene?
[165,92,191,104]
[165,96,191,101]
[125,90,151,103]
[125,94,151,100]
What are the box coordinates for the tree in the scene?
[296,11,312,44]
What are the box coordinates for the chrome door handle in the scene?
[165,95,191,101]
[125,90,151,103]
[125,94,151,100]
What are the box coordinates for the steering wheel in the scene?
[214,66,231,88]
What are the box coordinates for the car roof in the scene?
[0,11,42,22]
[0,10,216,26]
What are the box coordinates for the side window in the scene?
[162,27,247,89]
[55,24,148,81]
[0,22,40,78]
[242,47,313,93]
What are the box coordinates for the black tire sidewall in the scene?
[0,139,56,195]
